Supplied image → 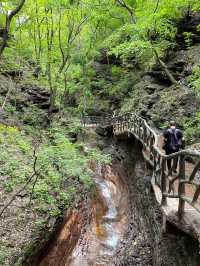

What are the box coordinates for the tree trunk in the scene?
[154,49,179,86]
[0,0,26,58]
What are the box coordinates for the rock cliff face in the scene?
[113,137,200,266]
[89,13,200,136]
[127,43,200,128]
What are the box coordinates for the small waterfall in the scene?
[68,164,129,266]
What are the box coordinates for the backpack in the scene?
[168,128,181,151]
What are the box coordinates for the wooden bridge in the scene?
[83,113,200,241]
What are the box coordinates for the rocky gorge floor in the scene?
[37,129,200,266]
[113,136,200,266]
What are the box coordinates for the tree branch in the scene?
[58,10,65,67]
[153,0,160,13]
[29,174,40,206]
[115,0,136,23]
[0,0,26,58]
[153,49,179,86]
[1,77,14,111]
[58,15,89,74]
[9,0,26,20]
[0,146,38,218]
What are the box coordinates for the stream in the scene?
[67,163,129,266]
[38,136,200,266]
[39,156,129,266]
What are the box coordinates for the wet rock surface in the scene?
[113,137,200,266]
[36,130,129,266]
[59,132,200,266]
[68,163,129,266]
[38,208,89,266]
[18,130,200,266]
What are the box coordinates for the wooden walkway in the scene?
[153,135,200,239]
[83,114,200,240]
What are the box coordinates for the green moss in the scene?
[0,244,9,265]
[184,110,200,143]
[188,66,200,96]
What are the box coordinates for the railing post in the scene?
[178,155,185,219]
[131,116,135,133]
[137,118,139,136]
[135,116,137,135]
[143,124,146,141]
[150,134,154,161]
[138,119,141,139]
[134,117,138,135]
[153,149,157,184]
[161,158,167,206]
[127,114,129,130]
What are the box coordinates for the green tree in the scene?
[0,0,26,58]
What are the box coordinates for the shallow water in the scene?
[68,164,129,266]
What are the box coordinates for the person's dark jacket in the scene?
[163,128,184,152]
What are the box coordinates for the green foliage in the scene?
[104,0,197,69]
[111,66,121,79]
[193,1,200,11]
[0,243,9,265]
[188,66,200,95]
[0,125,32,189]
[186,66,200,142]
[109,71,138,97]
[0,121,110,217]
[183,32,194,48]
[184,111,200,143]
[16,105,47,128]
[109,39,154,67]
[1,0,199,109]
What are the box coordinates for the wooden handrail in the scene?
[83,113,200,217]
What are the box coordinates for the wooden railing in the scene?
[82,115,112,127]
[83,113,200,218]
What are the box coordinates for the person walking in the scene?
[163,121,185,173]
